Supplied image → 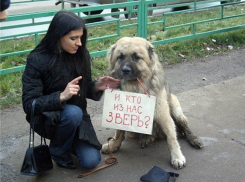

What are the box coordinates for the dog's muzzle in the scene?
[119,64,139,80]
[122,65,131,75]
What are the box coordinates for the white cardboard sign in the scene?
[102,89,156,135]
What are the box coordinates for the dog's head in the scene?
[107,37,158,81]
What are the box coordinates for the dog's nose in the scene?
[122,66,131,75]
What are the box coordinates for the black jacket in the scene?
[22,51,103,149]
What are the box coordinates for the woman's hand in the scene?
[94,76,120,92]
[60,76,83,102]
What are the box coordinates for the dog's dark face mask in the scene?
[118,53,141,81]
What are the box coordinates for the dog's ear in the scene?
[147,43,155,61]
[107,43,116,64]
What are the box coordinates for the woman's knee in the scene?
[74,141,101,169]
[61,105,83,127]
[79,152,101,169]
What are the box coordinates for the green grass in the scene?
[0,72,23,108]
[0,4,245,108]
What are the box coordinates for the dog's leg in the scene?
[156,101,186,169]
[101,130,125,154]
[139,134,156,148]
[170,94,203,149]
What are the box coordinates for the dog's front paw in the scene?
[101,140,121,154]
[101,143,110,154]
[171,153,186,169]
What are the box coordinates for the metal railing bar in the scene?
[0,50,32,58]
[152,24,245,46]
[0,21,51,30]
[0,30,46,40]
[164,13,245,30]
[87,34,119,42]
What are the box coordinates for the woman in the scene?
[22,11,119,170]
[0,0,10,21]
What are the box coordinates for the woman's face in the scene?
[60,27,84,54]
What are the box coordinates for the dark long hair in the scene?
[33,10,89,76]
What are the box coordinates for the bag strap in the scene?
[77,137,118,178]
[29,99,47,148]
[29,99,36,148]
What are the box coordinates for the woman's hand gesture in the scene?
[60,76,83,102]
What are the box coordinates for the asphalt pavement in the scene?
[1,49,245,182]
[1,2,245,182]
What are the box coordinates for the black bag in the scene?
[20,100,53,176]
[140,166,179,182]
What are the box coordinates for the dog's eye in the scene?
[132,53,141,61]
[117,54,124,61]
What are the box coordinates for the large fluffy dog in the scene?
[101,37,203,169]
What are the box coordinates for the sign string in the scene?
[137,78,150,98]
[106,84,115,92]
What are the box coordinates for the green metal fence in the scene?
[0,0,244,75]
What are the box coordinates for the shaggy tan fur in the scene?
[101,37,203,169]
